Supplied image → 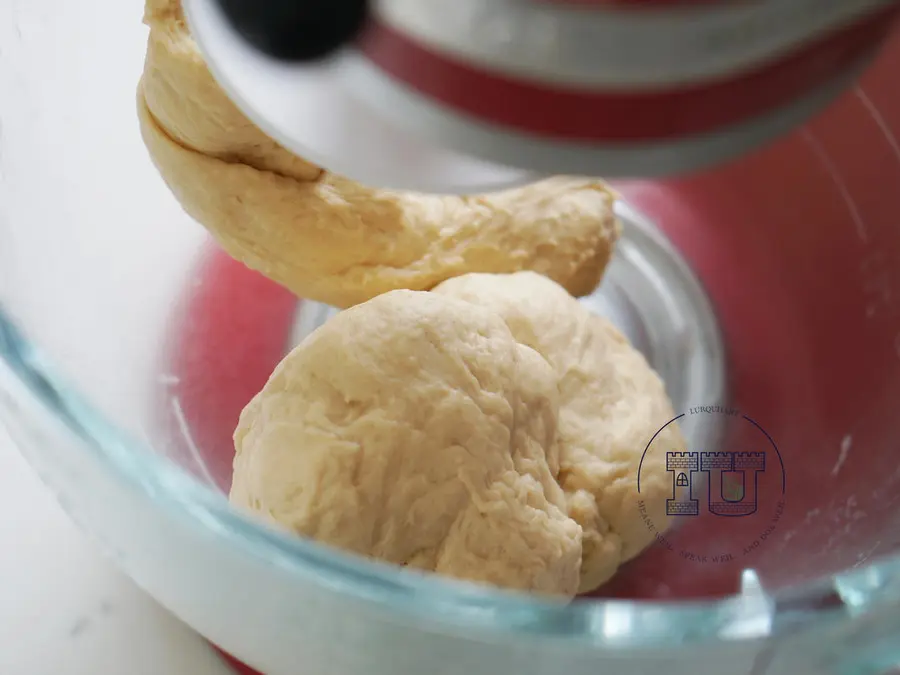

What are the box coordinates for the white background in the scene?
[0,427,233,675]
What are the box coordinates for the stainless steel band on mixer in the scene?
[372,0,898,88]
[359,0,900,142]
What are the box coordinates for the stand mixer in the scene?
[153,2,900,673]
[184,0,900,190]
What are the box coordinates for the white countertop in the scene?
[0,426,234,675]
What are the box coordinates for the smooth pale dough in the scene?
[231,288,584,596]
[137,0,621,309]
[231,272,681,596]
[433,272,678,593]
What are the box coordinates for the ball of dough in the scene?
[137,0,621,309]
[231,289,584,596]
[433,272,680,593]
[232,273,682,596]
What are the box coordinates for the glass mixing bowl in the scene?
[1,3,900,675]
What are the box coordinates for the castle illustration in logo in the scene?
[666,451,766,517]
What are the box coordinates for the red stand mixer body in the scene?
[351,0,900,176]
[189,0,900,183]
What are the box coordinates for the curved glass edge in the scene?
[1,307,900,650]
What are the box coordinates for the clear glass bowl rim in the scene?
[2,308,899,652]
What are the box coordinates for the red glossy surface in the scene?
[156,250,298,492]
[162,25,900,675]
[603,29,900,599]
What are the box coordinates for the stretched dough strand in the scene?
[138,0,621,308]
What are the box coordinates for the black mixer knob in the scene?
[215,0,370,62]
